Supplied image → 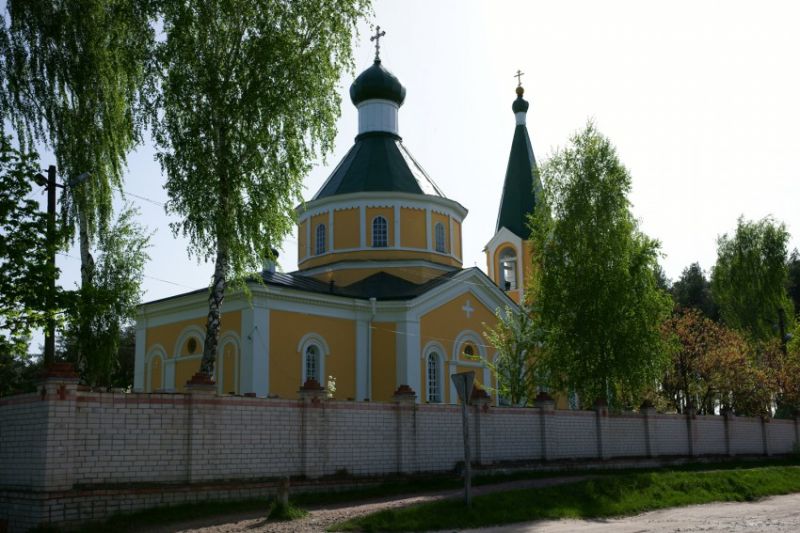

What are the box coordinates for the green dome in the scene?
[350,60,406,106]
[512,86,529,113]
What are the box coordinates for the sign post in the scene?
[451,371,475,506]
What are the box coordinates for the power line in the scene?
[56,252,196,289]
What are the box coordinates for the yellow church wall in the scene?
[311,212,329,255]
[149,356,162,390]
[146,318,202,357]
[400,207,426,249]
[221,343,237,394]
[452,219,462,259]
[419,294,499,403]
[521,240,535,290]
[333,208,360,250]
[299,249,462,271]
[371,322,396,402]
[298,220,307,261]
[175,358,201,391]
[366,207,394,247]
[268,310,356,400]
[431,212,450,253]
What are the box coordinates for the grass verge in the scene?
[331,465,800,532]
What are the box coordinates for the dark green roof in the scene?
[496,120,540,239]
[350,60,406,106]
[313,132,444,199]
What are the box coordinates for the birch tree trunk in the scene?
[200,244,228,377]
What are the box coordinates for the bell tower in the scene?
[484,73,541,303]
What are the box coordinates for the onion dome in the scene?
[512,86,529,113]
[349,60,406,107]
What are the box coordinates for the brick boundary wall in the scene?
[1,375,798,532]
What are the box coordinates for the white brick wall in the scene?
[2,385,798,533]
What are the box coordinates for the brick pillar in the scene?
[471,388,491,465]
[38,363,80,491]
[594,398,610,460]
[299,379,327,479]
[393,386,417,474]
[640,402,658,458]
[723,409,735,457]
[685,405,697,457]
[186,372,218,483]
[535,392,555,461]
[761,416,772,457]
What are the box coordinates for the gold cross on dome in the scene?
[514,69,525,87]
[371,25,386,61]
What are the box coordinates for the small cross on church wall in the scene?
[462,299,474,319]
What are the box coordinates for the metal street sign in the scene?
[451,371,475,405]
[450,371,475,506]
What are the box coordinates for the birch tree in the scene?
[152,0,370,378]
[0,0,156,367]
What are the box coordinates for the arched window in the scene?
[499,247,517,291]
[434,222,446,253]
[372,216,388,248]
[427,352,441,403]
[315,224,326,255]
[463,344,475,358]
[304,345,320,382]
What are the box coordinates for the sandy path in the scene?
[460,492,800,533]
[137,475,590,533]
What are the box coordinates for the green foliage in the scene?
[530,122,672,408]
[711,216,793,342]
[152,0,370,372]
[0,137,55,358]
[63,206,149,387]
[671,262,718,319]
[0,0,156,243]
[335,466,800,532]
[482,300,544,406]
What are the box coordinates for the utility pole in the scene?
[44,165,57,367]
[34,165,90,367]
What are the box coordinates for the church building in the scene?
[133,43,540,405]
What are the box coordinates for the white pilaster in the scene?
[133,323,146,392]
[356,319,369,401]
[395,320,421,401]
[329,210,335,250]
[425,208,432,250]
[164,359,176,390]
[241,304,270,396]
[359,206,367,248]
[394,204,401,247]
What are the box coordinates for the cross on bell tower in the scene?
[514,69,525,87]
[371,25,386,62]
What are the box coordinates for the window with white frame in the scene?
[315,224,326,255]
[499,247,517,291]
[434,222,446,253]
[427,352,441,403]
[372,216,388,248]
[304,345,320,382]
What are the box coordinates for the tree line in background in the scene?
[487,123,800,418]
[0,0,371,396]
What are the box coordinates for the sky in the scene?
[18,1,800,330]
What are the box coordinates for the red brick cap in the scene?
[594,397,608,408]
[301,378,324,391]
[187,372,216,386]
[41,362,79,379]
[639,400,654,410]
[535,391,554,402]
[471,386,490,400]
[393,384,416,396]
